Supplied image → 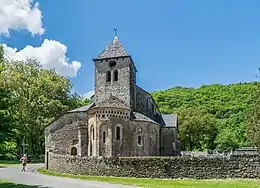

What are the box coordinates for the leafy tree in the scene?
[176,108,217,151]
[0,45,91,157]
[246,82,260,150]
[214,127,239,151]
[0,59,83,155]
[0,46,14,144]
[0,88,13,143]
[152,82,258,150]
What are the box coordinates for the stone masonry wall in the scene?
[136,86,158,120]
[47,153,260,179]
[94,57,135,109]
[90,107,160,157]
[45,112,88,155]
[161,127,176,156]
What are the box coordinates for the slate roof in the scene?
[93,95,130,109]
[45,112,87,135]
[95,36,129,60]
[133,112,159,125]
[68,103,95,113]
[161,114,177,127]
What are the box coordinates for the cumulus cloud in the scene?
[83,90,94,99]
[2,39,81,77]
[0,0,44,35]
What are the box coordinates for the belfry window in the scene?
[116,126,120,140]
[106,71,111,82]
[113,70,118,81]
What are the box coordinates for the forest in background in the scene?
[152,82,260,151]
[1,43,260,160]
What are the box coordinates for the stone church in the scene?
[45,35,180,159]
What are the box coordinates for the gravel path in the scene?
[0,164,137,188]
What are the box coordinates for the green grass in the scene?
[38,168,260,188]
[0,180,37,188]
[0,160,19,167]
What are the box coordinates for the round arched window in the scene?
[71,147,77,156]
[138,135,142,145]
[108,60,116,67]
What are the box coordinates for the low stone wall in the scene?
[47,153,260,179]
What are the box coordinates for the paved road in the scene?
[0,164,137,188]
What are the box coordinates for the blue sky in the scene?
[1,0,260,96]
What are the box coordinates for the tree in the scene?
[214,127,239,151]
[0,46,16,159]
[176,108,217,151]
[0,58,83,156]
[246,82,260,150]
[152,82,258,150]
[0,88,13,143]
[0,46,14,144]
[215,112,247,151]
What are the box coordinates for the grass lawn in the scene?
[0,180,37,188]
[0,160,19,167]
[38,168,260,188]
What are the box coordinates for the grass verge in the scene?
[38,168,260,188]
[0,160,43,167]
[0,180,37,188]
[0,160,19,167]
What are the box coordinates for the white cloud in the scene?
[0,0,44,36]
[2,39,81,77]
[83,90,94,99]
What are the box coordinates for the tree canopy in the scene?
[0,45,88,159]
[246,82,260,150]
[152,82,258,151]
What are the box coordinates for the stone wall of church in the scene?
[94,57,135,109]
[87,107,160,157]
[45,112,88,168]
[135,86,158,120]
[104,117,160,156]
[160,127,178,156]
[88,112,97,156]
[45,112,88,155]
[130,63,136,111]
[132,120,160,156]
[47,153,260,179]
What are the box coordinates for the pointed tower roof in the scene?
[95,36,129,60]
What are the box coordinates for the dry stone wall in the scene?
[47,153,260,179]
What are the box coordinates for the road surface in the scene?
[0,164,137,188]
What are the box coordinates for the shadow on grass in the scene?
[0,182,52,188]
